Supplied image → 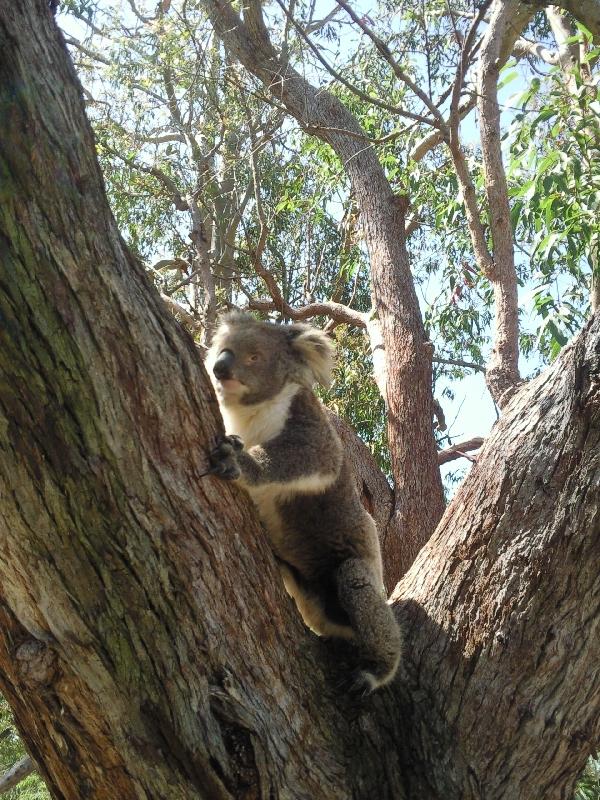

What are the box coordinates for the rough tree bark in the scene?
[0,4,345,797]
[0,3,599,800]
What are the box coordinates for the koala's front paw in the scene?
[209,435,244,480]
[224,434,244,452]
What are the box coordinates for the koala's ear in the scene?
[288,325,335,387]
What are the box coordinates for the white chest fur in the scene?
[220,383,300,448]
[220,383,336,549]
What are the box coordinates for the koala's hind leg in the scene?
[335,558,403,693]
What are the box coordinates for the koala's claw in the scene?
[347,669,376,698]
[223,434,244,452]
[209,435,244,480]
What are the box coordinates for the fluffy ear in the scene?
[288,325,335,387]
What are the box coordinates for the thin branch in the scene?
[334,0,447,128]
[410,95,476,161]
[246,296,368,327]
[272,0,440,127]
[101,145,189,211]
[437,436,485,465]
[477,0,524,404]
[450,1,490,135]
[187,194,218,335]
[444,4,497,283]
[151,258,189,273]
[447,140,495,277]
[140,133,187,144]
[125,0,155,23]
[0,756,35,794]
[246,115,279,309]
[64,36,111,65]
[69,8,105,38]
[164,269,206,296]
[160,293,204,332]
[433,356,486,373]
[305,3,343,33]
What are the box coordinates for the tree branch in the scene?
[246,296,368,327]
[0,756,35,794]
[433,356,486,373]
[556,0,600,41]
[187,195,217,336]
[476,0,525,406]
[101,144,189,211]
[546,5,580,70]
[512,37,560,65]
[272,0,440,127]
[334,0,447,128]
[437,436,485,464]
[410,96,476,162]
[160,293,204,333]
[64,36,111,65]
[393,313,600,796]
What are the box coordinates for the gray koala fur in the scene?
[206,311,402,691]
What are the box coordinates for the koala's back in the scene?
[277,459,379,577]
[263,390,383,586]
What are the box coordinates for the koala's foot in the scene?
[209,435,244,480]
[347,669,377,698]
[351,659,400,696]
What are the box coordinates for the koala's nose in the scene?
[213,350,235,380]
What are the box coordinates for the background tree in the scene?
[0,0,599,798]
[57,0,600,580]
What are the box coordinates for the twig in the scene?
[272,0,440,127]
[334,0,446,128]
[433,356,486,373]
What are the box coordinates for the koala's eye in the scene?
[246,354,260,365]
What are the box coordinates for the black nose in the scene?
[213,350,235,380]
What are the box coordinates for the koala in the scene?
[205,311,402,692]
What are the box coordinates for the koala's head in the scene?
[205,312,334,406]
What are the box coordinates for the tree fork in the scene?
[0,3,599,800]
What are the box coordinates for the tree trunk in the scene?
[0,3,599,800]
[393,314,600,797]
[0,4,348,797]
